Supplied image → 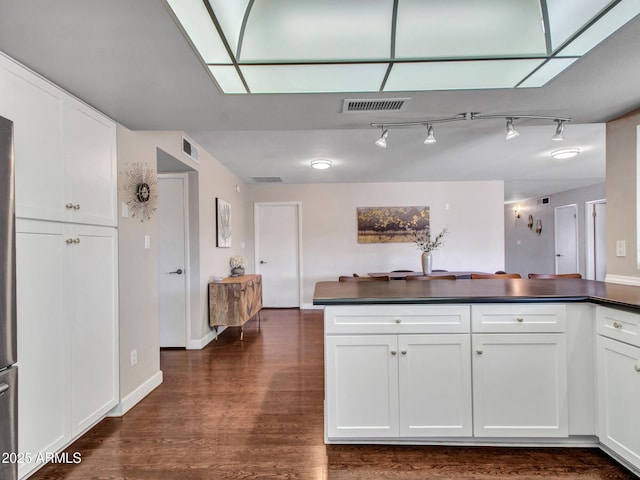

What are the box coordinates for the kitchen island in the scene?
[314,278,640,477]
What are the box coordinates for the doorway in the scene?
[586,199,606,281]
[158,174,190,347]
[254,202,302,307]
[554,204,579,274]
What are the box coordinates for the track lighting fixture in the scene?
[375,128,388,148]
[552,120,565,141]
[505,118,520,140]
[470,113,572,141]
[370,113,573,147]
[424,124,436,144]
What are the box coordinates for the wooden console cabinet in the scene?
[209,274,262,340]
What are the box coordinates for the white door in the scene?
[255,202,301,307]
[586,200,606,281]
[398,334,472,437]
[158,175,188,347]
[555,204,578,274]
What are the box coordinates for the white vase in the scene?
[421,251,432,275]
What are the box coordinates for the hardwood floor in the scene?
[31,309,636,479]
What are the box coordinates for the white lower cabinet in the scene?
[325,333,472,439]
[16,219,118,478]
[471,333,568,437]
[596,305,640,472]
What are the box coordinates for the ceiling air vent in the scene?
[182,136,200,163]
[252,176,283,183]
[342,98,410,113]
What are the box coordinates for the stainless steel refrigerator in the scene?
[0,115,18,480]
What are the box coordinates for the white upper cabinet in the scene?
[0,53,117,226]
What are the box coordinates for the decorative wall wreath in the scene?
[122,163,158,222]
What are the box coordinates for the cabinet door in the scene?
[69,225,119,436]
[15,220,71,479]
[0,55,66,222]
[472,333,568,437]
[597,336,640,469]
[63,101,117,226]
[398,334,472,437]
[325,335,399,438]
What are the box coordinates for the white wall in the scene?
[504,183,606,279]
[247,181,505,306]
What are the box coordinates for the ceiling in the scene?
[1,1,639,202]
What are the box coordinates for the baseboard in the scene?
[187,326,227,350]
[108,370,163,417]
[301,303,324,310]
[604,274,640,286]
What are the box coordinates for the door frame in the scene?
[157,173,191,347]
[554,204,579,274]
[254,202,303,307]
[585,199,606,281]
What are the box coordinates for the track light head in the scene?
[375,128,388,148]
[552,120,565,141]
[505,118,520,140]
[424,124,436,144]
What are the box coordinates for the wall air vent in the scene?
[182,136,200,163]
[342,98,410,113]
[252,176,283,183]
[537,197,550,205]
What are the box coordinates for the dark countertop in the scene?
[313,278,640,312]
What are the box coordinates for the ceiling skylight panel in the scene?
[239,0,393,62]
[241,64,388,93]
[395,0,546,59]
[208,66,247,94]
[206,0,251,56]
[558,0,640,56]
[166,0,232,64]
[517,58,579,88]
[546,0,613,51]
[385,60,544,91]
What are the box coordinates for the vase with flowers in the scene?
[412,226,449,275]
[230,255,247,276]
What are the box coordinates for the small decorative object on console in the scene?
[412,226,449,275]
[230,255,247,276]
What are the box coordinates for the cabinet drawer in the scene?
[596,305,640,348]
[472,304,566,333]
[324,305,470,334]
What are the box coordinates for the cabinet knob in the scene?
[401,350,407,355]
[395,318,401,324]
[390,350,397,355]
[613,322,623,329]
[476,349,483,355]
[66,238,74,244]
[65,203,74,209]
[635,365,640,373]
[516,317,524,322]
[73,204,80,210]
[73,238,80,244]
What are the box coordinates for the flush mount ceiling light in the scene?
[166,0,640,94]
[310,159,332,169]
[551,148,580,159]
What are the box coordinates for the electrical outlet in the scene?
[130,349,138,366]
[616,240,626,257]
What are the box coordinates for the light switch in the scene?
[144,235,151,249]
[121,202,129,218]
[616,240,626,257]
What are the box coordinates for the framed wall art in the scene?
[357,206,429,243]
[216,197,232,247]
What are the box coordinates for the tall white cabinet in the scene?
[0,52,119,479]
